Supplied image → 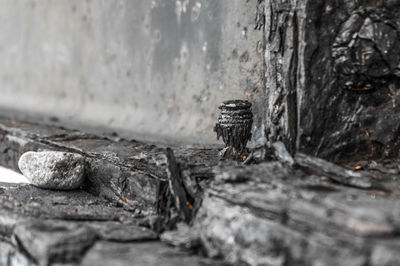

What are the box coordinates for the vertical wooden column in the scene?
[264,0,307,154]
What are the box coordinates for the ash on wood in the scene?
[0,182,213,266]
[13,220,97,265]
[178,162,400,265]
[2,1,400,265]
[0,112,218,215]
[1,112,400,265]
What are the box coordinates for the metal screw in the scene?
[214,100,253,160]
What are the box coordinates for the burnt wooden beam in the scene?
[0,112,218,215]
[0,111,220,264]
[163,162,400,265]
[155,148,193,232]
[3,111,400,265]
[295,152,387,190]
[264,0,400,163]
[164,148,191,222]
[0,183,216,265]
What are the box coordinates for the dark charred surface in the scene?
[264,0,400,164]
[155,148,194,232]
[0,112,219,216]
[332,7,400,91]
[166,161,400,265]
[80,241,220,266]
[3,1,400,265]
[0,112,222,265]
[214,100,253,161]
[2,113,400,265]
[0,182,216,265]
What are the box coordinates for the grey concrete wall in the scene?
[0,0,264,144]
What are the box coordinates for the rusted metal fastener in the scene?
[214,100,253,160]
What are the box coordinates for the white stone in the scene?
[18,151,85,190]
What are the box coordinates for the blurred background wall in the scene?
[0,0,264,144]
